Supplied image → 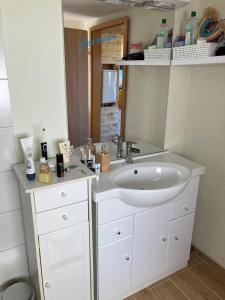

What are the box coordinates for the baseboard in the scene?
[192,245,225,269]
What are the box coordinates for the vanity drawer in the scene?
[36,201,88,235]
[98,216,133,247]
[170,197,197,220]
[34,180,88,213]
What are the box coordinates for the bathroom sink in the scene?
[109,162,191,207]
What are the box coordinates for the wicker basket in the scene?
[173,43,219,59]
[144,48,172,60]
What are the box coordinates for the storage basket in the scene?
[144,48,172,60]
[173,43,219,59]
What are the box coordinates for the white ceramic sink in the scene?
[109,162,191,207]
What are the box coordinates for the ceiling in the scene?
[63,0,129,18]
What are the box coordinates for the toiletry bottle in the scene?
[20,137,36,181]
[156,19,168,49]
[80,146,86,164]
[39,157,52,183]
[26,154,36,181]
[85,138,96,156]
[41,128,48,160]
[185,11,199,46]
[56,153,64,177]
[87,148,93,169]
[59,141,71,163]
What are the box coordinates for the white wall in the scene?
[0,0,68,160]
[0,0,69,290]
[165,0,225,267]
[0,11,28,289]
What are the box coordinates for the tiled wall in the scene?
[0,16,29,289]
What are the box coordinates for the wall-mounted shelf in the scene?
[116,60,171,66]
[172,56,225,66]
[116,56,225,67]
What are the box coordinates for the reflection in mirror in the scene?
[63,0,174,161]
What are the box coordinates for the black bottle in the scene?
[56,153,64,177]
[41,128,48,160]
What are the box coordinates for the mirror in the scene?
[63,0,175,160]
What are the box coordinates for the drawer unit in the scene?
[36,201,88,235]
[170,197,197,220]
[98,216,133,247]
[34,180,88,213]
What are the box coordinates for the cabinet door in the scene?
[167,213,195,271]
[98,237,132,300]
[132,205,170,287]
[39,222,91,300]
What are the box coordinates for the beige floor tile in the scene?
[170,267,220,299]
[191,262,225,299]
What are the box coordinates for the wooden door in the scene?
[91,17,128,143]
[39,223,91,300]
[64,28,89,147]
[132,205,170,287]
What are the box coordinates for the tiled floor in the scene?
[126,248,225,300]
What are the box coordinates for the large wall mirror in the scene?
[63,0,175,160]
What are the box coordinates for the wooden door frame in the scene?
[90,17,129,142]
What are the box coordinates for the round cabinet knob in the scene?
[115,229,121,236]
[60,191,67,198]
[45,282,51,289]
[124,255,130,261]
[174,236,179,241]
[161,236,167,242]
[184,206,189,212]
[62,214,68,221]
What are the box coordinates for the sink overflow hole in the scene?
[134,170,138,175]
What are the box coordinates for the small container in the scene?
[56,153,64,177]
[39,157,52,183]
[96,145,111,173]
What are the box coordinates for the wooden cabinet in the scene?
[167,213,195,270]
[98,237,132,300]
[132,205,170,287]
[39,223,91,300]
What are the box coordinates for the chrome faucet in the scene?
[126,141,135,164]
[111,135,124,158]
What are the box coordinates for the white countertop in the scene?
[92,151,206,203]
[13,158,96,194]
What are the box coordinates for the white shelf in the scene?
[116,56,225,67]
[172,56,225,66]
[116,60,171,66]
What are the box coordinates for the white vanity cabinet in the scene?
[14,163,95,300]
[39,223,90,300]
[132,205,170,287]
[167,213,195,270]
[94,173,203,300]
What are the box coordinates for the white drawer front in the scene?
[98,216,133,247]
[34,180,88,213]
[36,201,88,235]
[170,197,197,220]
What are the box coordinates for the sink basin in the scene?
[109,162,191,207]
